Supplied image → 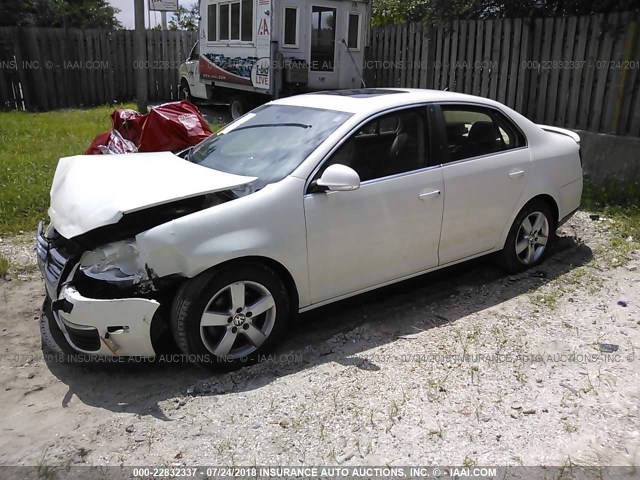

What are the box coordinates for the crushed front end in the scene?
[36,221,166,358]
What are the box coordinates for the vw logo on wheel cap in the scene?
[232,313,246,326]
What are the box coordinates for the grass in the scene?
[0,104,223,236]
[604,209,640,257]
[0,105,134,235]
[582,177,640,210]
[0,253,9,277]
[581,178,640,260]
[582,178,640,240]
[531,291,560,310]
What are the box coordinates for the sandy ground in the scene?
[0,211,639,468]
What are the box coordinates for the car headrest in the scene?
[446,123,467,140]
[397,114,420,136]
[468,121,500,144]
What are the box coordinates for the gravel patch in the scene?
[0,211,639,468]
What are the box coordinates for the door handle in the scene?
[509,169,525,178]
[419,190,441,200]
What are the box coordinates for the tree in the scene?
[372,0,639,25]
[0,0,123,29]
[168,3,199,31]
[0,1,32,28]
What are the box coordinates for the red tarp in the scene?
[86,101,213,155]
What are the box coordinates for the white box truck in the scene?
[178,0,371,118]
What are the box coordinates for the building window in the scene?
[230,2,240,39]
[207,5,217,41]
[283,6,298,47]
[241,0,253,41]
[215,0,253,42]
[219,3,230,40]
[347,13,360,50]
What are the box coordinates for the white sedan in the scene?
[37,89,583,370]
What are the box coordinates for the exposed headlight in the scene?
[79,239,148,284]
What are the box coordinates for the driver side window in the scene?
[189,42,200,61]
[317,107,429,183]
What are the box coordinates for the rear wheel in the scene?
[499,200,555,273]
[171,262,290,370]
[229,95,247,119]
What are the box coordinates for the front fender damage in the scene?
[43,191,243,358]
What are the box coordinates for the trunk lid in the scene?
[538,124,581,144]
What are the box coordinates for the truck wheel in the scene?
[179,79,192,102]
[229,95,247,119]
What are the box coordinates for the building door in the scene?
[309,5,339,89]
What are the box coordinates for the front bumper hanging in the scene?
[37,221,160,357]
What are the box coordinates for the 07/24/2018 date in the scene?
[521,59,640,70]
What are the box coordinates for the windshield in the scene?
[189,104,352,189]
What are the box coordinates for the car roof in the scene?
[270,88,499,114]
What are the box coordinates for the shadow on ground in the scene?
[46,232,592,418]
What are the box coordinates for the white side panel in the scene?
[527,132,583,220]
[136,176,311,307]
[439,149,531,264]
[304,168,444,304]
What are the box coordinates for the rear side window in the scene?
[440,105,526,162]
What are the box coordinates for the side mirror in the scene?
[316,164,361,192]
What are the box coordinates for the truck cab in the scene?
[179,41,208,102]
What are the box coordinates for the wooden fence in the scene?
[0,27,197,111]
[366,12,640,137]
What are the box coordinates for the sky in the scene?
[109,0,197,29]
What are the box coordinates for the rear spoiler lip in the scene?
[538,124,581,145]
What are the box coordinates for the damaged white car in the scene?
[37,89,583,370]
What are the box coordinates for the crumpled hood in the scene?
[49,152,255,239]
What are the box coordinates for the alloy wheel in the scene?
[199,281,276,360]
[515,211,549,265]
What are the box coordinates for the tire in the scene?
[499,199,555,273]
[171,262,290,371]
[40,297,76,358]
[229,95,247,120]
[179,79,192,102]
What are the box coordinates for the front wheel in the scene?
[171,263,290,370]
[40,297,75,357]
[179,79,192,102]
[499,200,555,273]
